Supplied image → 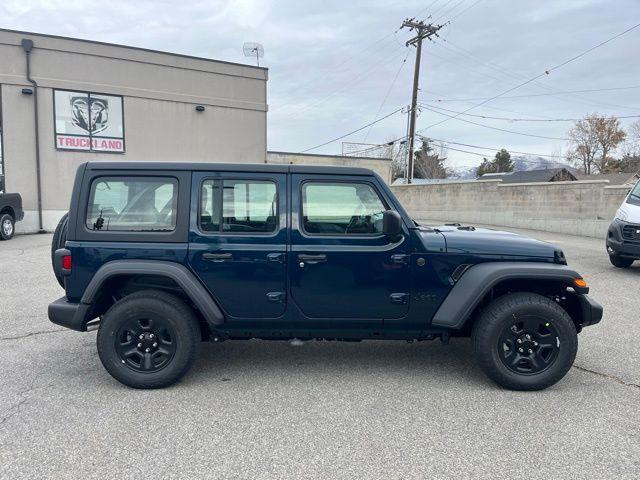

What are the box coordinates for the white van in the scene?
[606,178,640,267]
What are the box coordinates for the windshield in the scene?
[627,180,640,206]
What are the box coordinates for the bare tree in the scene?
[567,114,626,174]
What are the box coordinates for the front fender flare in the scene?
[82,260,225,326]
[431,262,583,329]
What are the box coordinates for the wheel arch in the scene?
[432,262,587,332]
[82,260,225,331]
[0,206,15,219]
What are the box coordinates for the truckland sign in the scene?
[54,90,125,152]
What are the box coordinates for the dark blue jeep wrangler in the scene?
[49,162,602,390]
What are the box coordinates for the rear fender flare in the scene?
[81,260,225,327]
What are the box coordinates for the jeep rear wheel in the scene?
[472,292,577,391]
[51,213,69,287]
[0,213,15,240]
[97,290,200,389]
[609,254,634,268]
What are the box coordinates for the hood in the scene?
[418,225,559,258]
[616,201,640,224]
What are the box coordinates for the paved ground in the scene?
[0,227,638,479]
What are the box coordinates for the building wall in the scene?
[392,179,630,238]
[267,151,392,184]
[0,29,267,232]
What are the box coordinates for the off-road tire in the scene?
[472,292,578,391]
[609,254,634,268]
[51,213,69,287]
[97,290,201,389]
[0,213,15,240]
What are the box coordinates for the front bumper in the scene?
[48,297,91,332]
[577,294,603,327]
[607,219,640,259]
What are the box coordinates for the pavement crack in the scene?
[0,377,55,427]
[0,328,67,342]
[573,364,640,390]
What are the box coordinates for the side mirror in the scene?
[382,210,402,237]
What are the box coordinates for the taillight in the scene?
[62,254,72,271]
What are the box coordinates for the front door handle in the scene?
[297,254,327,265]
[390,254,410,265]
[202,252,233,262]
[390,293,409,305]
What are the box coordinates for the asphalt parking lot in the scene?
[0,226,639,479]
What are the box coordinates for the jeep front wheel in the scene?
[97,290,200,389]
[471,292,577,391]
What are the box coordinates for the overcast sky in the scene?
[2,0,640,169]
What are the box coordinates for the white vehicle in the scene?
[606,179,640,268]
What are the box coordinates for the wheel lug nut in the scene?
[150,334,154,339]
[533,341,538,346]
[517,339,522,344]
[139,334,144,339]
[145,348,150,353]
[518,348,524,353]
[153,342,158,347]
[137,343,142,348]
[528,349,533,354]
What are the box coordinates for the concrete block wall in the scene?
[391,179,630,238]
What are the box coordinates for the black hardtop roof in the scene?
[85,161,375,176]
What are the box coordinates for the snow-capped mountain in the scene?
[450,156,574,179]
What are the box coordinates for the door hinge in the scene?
[390,293,409,305]
[266,291,286,303]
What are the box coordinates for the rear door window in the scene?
[199,179,277,233]
[86,177,177,231]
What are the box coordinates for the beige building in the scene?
[0,29,393,234]
[0,29,268,233]
[267,151,392,184]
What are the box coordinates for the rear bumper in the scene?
[578,294,603,327]
[48,297,91,332]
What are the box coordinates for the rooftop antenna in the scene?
[243,42,264,67]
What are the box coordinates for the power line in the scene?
[419,105,569,140]
[277,44,409,119]
[273,30,406,113]
[436,38,640,113]
[447,0,483,21]
[299,107,404,153]
[363,51,410,143]
[422,22,640,132]
[421,103,640,122]
[423,137,566,159]
[424,85,640,102]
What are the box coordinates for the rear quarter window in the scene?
[86,176,178,232]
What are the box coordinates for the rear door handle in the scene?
[267,252,285,263]
[202,252,233,262]
[297,254,327,264]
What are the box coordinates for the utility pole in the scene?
[400,18,443,183]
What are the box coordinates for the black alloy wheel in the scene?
[498,316,560,375]
[115,315,177,373]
